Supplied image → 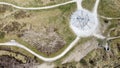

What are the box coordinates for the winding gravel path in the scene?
[0,1,75,10]
[0,37,80,62]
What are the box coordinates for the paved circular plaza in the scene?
[70,9,99,37]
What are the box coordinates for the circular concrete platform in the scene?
[70,9,99,37]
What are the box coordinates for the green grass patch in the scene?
[82,0,96,11]
[99,0,120,17]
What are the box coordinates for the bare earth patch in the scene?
[62,38,98,64]
[21,29,66,56]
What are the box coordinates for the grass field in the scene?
[0,3,77,60]
[82,0,120,17]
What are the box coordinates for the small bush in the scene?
[80,59,87,65]
[0,31,5,39]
